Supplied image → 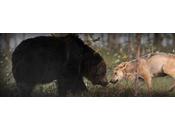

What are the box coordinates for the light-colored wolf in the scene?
[110,52,175,95]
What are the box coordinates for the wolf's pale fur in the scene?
[110,53,175,95]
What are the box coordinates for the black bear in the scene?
[12,34,108,96]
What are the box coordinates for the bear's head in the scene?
[82,46,108,87]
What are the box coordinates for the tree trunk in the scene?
[4,33,11,57]
[153,33,162,50]
[134,33,141,96]
[153,33,162,45]
[84,34,92,46]
[127,33,132,60]
[172,34,175,48]
[101,33,105,44]
[107,33,119,50]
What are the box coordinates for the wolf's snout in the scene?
[110,79,118,84]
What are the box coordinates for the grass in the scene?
[1,48,175,96]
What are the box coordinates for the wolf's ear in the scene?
[121,62,129,70]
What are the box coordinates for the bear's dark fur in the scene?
[12,34,108,96]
